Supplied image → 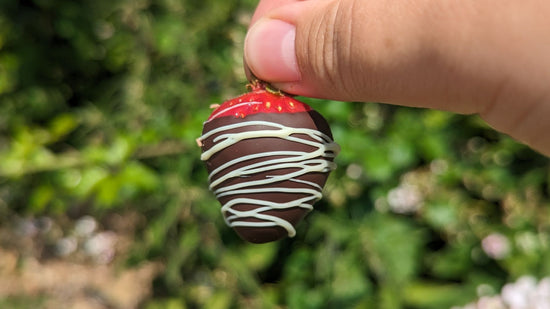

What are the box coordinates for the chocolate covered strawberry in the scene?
[198,81,339,243]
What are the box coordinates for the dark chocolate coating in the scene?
[201,111,335,243]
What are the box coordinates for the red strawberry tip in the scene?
[207,80,311,121]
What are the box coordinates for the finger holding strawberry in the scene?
[244,0,550,156]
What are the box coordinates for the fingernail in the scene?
[245,19,301,82]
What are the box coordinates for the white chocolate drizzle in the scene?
[208,101,263,120]
[200,120,340,237]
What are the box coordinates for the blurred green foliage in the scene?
[1,0,550,308]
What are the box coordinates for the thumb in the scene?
[244,0,436,104]
[244,0,550,156]
[244,0,489,113]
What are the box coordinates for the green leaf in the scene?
[49,113,78,140]
[242,242,278,272]
[404,281,472,308]
[360,213,425,284]
[204,290,233,309]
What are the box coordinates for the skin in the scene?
[243,0,550,156]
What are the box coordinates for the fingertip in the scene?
[244,18,301,83]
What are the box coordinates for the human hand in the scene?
[243,0,550,156]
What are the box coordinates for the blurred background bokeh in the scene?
[1,0,550,308]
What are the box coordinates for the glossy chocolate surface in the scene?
[201,111,337,243]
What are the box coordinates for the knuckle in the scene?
[297,0,359,98]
